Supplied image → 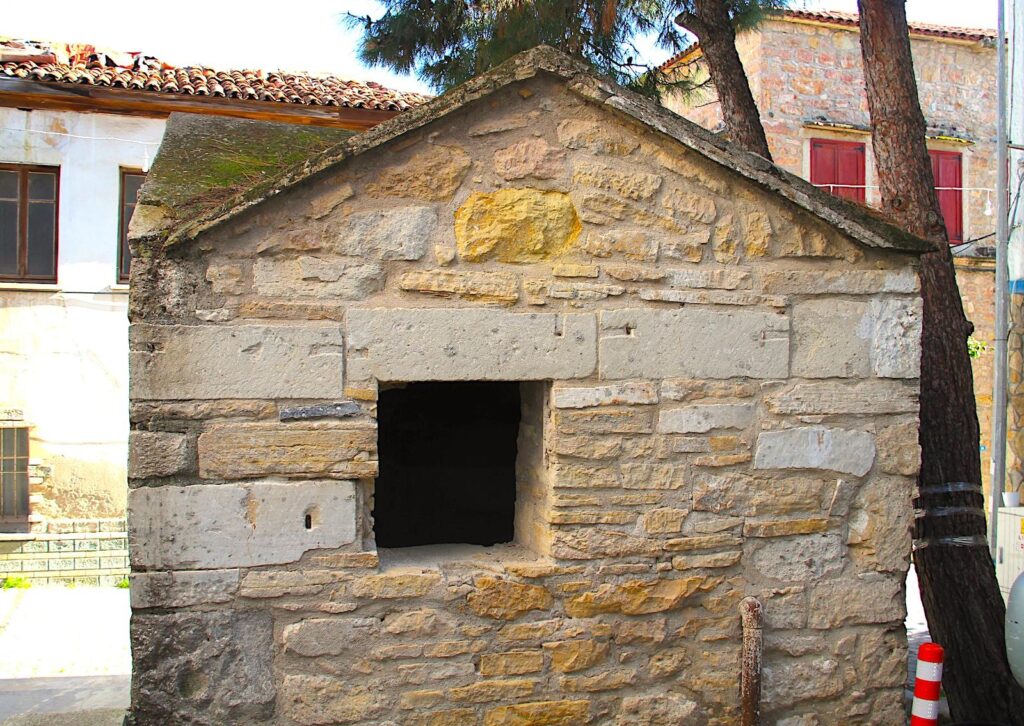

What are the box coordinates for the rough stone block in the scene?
[130,480,357,569]
[130,610,275,723]
[366,145,470,201]
[399,269,519,303]
[252,257,385,299]
[750,533,845,582]
[494,137,566,180]
[128,431,189,478]
[765,380,918,415]
[455,188,581,262]
[281,676,383,725]
[283,617,380,657]
[327,206,436,260]
[754,427,876,476]
[668,268,751,290]
[657,404,754,433]
[347,309,597,381]
[791,299,871,378]
[484,700,591,725]
[130,324,343,400]
[761,269,919,295]
[198,423,376,479]
[131,569,239,609]
[573,160,662,200]
[599,308,789,379]
[808,574,905,628]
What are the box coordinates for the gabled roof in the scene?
[135,46,931,256]
[0,38,429,129]
[660,9,995,71]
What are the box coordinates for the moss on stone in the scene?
[141,114,353,234]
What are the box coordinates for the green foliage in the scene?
[116,577,130,589]
[347,0,791,97]
[1,576,31,589]
[968,336,989,359]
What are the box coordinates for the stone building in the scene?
[0,38,423,584]
[661,9,1001,498]
[127,48,928,724]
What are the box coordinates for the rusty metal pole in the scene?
[740,596,764,726]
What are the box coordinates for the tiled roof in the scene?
[0,39,429,112]
[660,9,996,70]
[784,9,996,42]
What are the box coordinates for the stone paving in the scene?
[0,587,129,724]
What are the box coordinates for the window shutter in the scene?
[930,150,963,244]
[810,139,866,204]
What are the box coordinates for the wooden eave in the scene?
[0,77,398,131]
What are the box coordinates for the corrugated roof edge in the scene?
[135,45,932,256]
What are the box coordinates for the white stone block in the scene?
[129,480,358,569]
[871,298,921,378]
[130,324,343,400]
[327,206,436,260]
[552,382,658,408]
[598,308,789,380]
[658,404,755,433]
[753,426,876,476]
[346,308,597,381]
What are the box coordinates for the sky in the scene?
[0,0,1000,95]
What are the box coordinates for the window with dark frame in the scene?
[809,138,867,204]
[0,427,29,519]
[929,150,963,245]
[119,170,145,283]
[0,164,59,283]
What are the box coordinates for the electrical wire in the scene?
[0,126,162,147]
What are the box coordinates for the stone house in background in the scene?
[128,47,928,724]
[0,38,423,583]
[662,9,1001,498]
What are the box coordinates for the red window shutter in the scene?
[929,150,963,244]
[810,139,866,203]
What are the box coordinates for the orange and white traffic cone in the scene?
[910,642,944,726]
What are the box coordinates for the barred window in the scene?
[0,427,29,518]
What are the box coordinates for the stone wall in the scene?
[665,16,999,500]
[128,72,922,724]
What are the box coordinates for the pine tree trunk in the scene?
[678,0,773,160]
[858,1,1024,721]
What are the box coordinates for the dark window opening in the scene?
[0,164,59,283]
[374,382,521,548]
[119,170,145,283]
[0,427,29,519]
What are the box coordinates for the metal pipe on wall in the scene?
[740,597,764,726]
[991,0,1010,556]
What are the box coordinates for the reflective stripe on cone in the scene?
[910,642,944,726]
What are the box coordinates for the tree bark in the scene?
[858,1,1024,721]
[678,0,773,160]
